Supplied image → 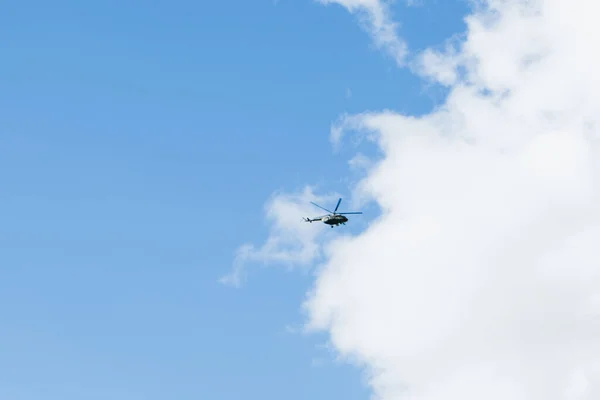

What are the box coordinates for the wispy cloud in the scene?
[315,0,408,65]
[220,187,341,287]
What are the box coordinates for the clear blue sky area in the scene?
[1,1,467,399]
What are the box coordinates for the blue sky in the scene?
[1,1,467,399]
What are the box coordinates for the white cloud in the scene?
[315,0,408,65]
[348,152,372,171]
[300,0,600,398]
[231,0,600,397]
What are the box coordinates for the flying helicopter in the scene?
[303,198,362,228]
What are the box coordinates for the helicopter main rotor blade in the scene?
[338,212,362,215]
[310,201,333,213]
[333,198,342,212]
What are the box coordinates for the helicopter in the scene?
[303,198,362,228]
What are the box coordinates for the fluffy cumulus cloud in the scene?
[232,0,600,398]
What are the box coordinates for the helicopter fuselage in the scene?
[323,214,348,225]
